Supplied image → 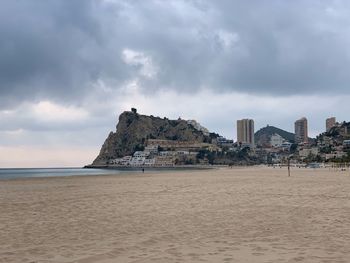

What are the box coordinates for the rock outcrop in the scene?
[91,109,217,165]
[317,121,350,145]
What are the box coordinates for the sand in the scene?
[1,167,350,263]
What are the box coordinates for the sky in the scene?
[1,0,350,167]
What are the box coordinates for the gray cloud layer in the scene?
[2,0,350,109]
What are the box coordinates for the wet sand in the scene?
[1,167,350,263]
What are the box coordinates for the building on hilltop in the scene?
[295,117,308,144]
[237,119,254,147]
[326,117,336,132]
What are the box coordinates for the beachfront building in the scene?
[144,158,155,166]
[159,151,176,157]
[120,156,132,166]
[144,145,158,154]
[133,151,150,158]
[326,117,336,132]
[155,155,174,166]
[237,119,255,148]
[295,117,308,144]
[130,157,146,166]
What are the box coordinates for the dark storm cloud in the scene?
[1,0,350,108]
[0,0,129,108]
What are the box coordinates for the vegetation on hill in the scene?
[255,125,295,146]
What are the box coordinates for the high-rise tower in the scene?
[237,119,254,147]
[294,117,308,144]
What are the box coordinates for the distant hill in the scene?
[255,125,295,147]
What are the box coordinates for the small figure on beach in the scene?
[142,168,144,173]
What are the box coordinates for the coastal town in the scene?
[92,109,350,168]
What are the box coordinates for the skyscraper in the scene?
[237,119,254,147]
[326,117,336,132]
[294,117,308,144]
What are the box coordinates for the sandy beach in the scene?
[1,167,350,263]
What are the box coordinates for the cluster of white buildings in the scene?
[269,133,292,149]
[108,145,199,167]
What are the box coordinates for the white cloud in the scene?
[122,49,158,78]
[32,101,89,122]
[0,100,89,132]
[217,29,240,50]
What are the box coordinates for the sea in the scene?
[0,167,146,180]
[0,166,205,180]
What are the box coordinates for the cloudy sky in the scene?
[1,0,350,167]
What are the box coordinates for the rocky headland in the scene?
[90,108,219,166]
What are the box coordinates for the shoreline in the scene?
[84,164,219,169]
[0,165,218,181]
[2,164,348,182]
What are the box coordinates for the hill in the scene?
[255,125,295,147]
[91,109,218,165]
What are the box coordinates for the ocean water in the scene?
[0,166,210,180]
[0,167,143,180]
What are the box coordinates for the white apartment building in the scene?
[133,151,150,158]
[130,157,146,166]
[144,158,155,166]
[144,145,158,154]
[155,156,174,166]
[176,150,190,155]
[270,133,284,147]
[159,151,176,157]
[120,156,132,166]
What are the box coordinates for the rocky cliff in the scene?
[91,109,217,165]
